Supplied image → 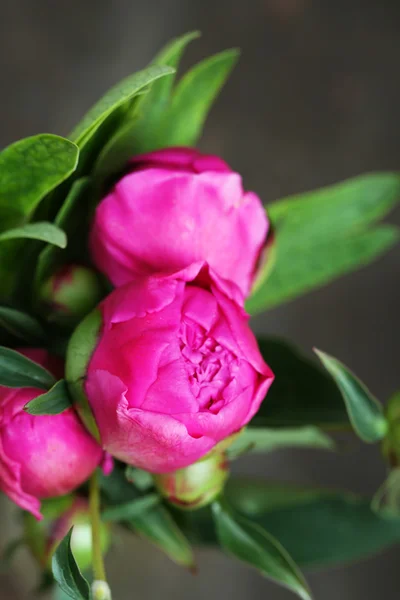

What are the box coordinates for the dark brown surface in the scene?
[1,1,400,598]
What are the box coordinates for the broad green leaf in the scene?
[253,338,349,429]
[315,349,387,442]
[247,225,399,314]
[143,49,239,150]
[0,222,67,248]
[102,494,160,522]
[24,379,72,415]
[130,504,195,569]
[178,479,400,568]
[0,134,79,229]
[51,529,90,600]
[0,306,46,343]
[0,346,56,389]
[70,65,175,146]
[247,173,400,314]
[212,500,312,600]
[35,178,90,288]
[227,426,334,458]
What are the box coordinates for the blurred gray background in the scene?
[1,0,400,598]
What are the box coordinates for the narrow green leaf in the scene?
[0,346,56,389]
[24,379,71,415]
[372,468,400,517]
[102,494,160,522]
[70,65,175,145]
[227,426,334,459]
[253,338,349,429]
[247,225,399,313]
[0,134,79,228]
[35,178,90,288]
[130,505,195,569]
[0,222,67,248]
[212,501,312,600]
[51,529,90,600]
[0,306,46,343]
[314,349,387,442]
[152,49,239,149]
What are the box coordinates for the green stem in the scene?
[89,469,106,582]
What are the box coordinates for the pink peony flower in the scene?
[0,349,103,520]
[90,147,268,299]
[83,263,274,473]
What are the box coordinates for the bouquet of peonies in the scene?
[0,32,399,600]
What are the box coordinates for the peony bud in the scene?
[39,264,103,326]
[0,349,103,520]
[90,147,269,299]
[66,262,274,474]
[154,452,229,510]
[24,496,110,572]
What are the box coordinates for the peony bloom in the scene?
[90,147,268,299]
[0,349,103,520]
[69,263,273,473]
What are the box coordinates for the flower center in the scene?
[179,318,239,412]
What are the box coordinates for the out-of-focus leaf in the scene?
[212,500,312,600]
[178,478,400,568]
[315,349,387,442]
[227,426,334,459]
[253,338,349,429]
[0,222,67,247]
[0,306,46,343]
[102,494,160,522]
[0,346,56,389]
[247,173,400,314]
[372,468,400,516]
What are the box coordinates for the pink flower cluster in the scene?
[0,147,274,518]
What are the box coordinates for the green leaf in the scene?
[102,494,160,522]
[152,49,239,148]
[0,306,46,343]
[24,379,71,415]
[70,65,175,146]
[179,479,400,569]
[253,338,349,429]
[35,178,90,288]
[247,225,399,314]
[314,348,387,442]
[130,504,196,570]
[0,134,79,229]
[247,173,400,314]
[0,346,56,389]
[227,426,334,458]
[212,500,312,600]
[0,222,67,248]
[51,529,90,600]
[125,466,154,492]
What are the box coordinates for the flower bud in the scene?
[39,264,103,326]
[24,496,110,572]
[0,349,103,519]
[154,452,229,510]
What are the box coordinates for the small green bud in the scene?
[154,452,229,510]
[39,264,103,327]
[24,496,110,572]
